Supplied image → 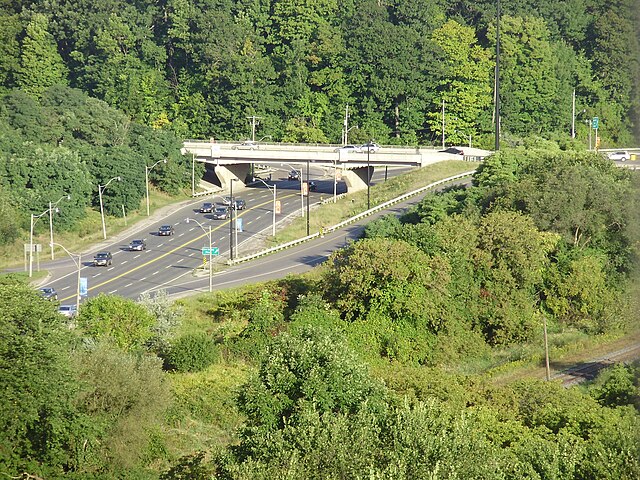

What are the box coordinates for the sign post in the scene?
[592,117,599,151]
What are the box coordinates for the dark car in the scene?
[93,251,113,266]
[233,198,246,210]
[39,287,58,301]
[212,205,230,220]
[128,239,146,251]
[441,147,464,155]
[200,202,213,213]
[288,170,300,181]
[158,225,175,236]
[308,181,317,191]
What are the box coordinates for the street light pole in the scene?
[367,146,371,210]
[186,218,213,292]
[29,209,50,277]
[47,193,70,260]
[229,179,235,260]
[256,178,277,237]
[306,159,310,236]
[146,159,167,216]
[334,159,337,203]
[98,176,121,239]
[281,163,305,218]
[52,242,81,311]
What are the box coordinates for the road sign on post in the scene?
[275,200,281,214]
[592,117,599,129]
[80,277,88,296]
[201,247,219,256]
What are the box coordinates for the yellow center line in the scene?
[60,191,299,301]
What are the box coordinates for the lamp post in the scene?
[229,179,237,260]
[255,178,277,237]
[51,242,81,312]
[98,176,122,239]
[146,159,167,216]
[306,159,310,236]
[48,194,71,260]
[281,163,304,218]
[29,209,49,278]
[367,144,371,210]
[186,218,213,292]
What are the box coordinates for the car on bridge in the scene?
[128,239,146,251]
[232,140,258,150]
[361,142,380,153]
[93,251,113,266]
[335,144,362,153]
[608,151,630,161]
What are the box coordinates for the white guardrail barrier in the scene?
[227,170,477,265]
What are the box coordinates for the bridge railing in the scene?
[227,170,477,265]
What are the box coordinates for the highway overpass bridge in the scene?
[182,140,490,193]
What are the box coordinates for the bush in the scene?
[165,332,219,372]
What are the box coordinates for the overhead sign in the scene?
[202,247,219,256]
[79,277,88,296]
[592,117,599,129]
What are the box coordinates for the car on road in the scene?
[335,144,362,153]
[607,151,630,161]
[128,239,146,251]
[158,225,175,236]
[232,140,258,150]
[93,251,113,266]
[58,305,78,318]
[200,202,214,213]
[361,142,381,153]
[212,205,230,220]
[288,170,300,181]
[233,198,246,210]
[39,287,58,301]
[308,181,317,191]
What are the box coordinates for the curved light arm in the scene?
[254,177,274,193]
[185,217,211,240]
[147,159,167,172]
[100,176,122,191]
[50,242,80,268]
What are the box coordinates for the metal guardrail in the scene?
[227,170,476,265]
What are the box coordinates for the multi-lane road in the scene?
[42,165,411,303]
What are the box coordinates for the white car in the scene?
[607,151,630,161]
[361,142,380,153]
[335,144,362,153]
[232,140,258,150]
[58,305,78,318]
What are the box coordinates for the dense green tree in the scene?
[0,283,84,476]
[16,13,68,99]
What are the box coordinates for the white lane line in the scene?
[188,252,195,257]
[140,277,147,282]
[152,271,160,275]
[108,289,118,294]
[179,233,185,237]
[177,258,184,263]
[158,243,164,247]
[93,273,102,277]
[121,260,128,264]
[134,254,141,259]
[189,227,196,232]
[60,286,70,291]
[165,264,172,269]
[124,283,133,288]
[255,215,263,220]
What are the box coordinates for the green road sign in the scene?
[202,247,219,256]
[592,117,599,129]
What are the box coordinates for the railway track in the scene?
[552,342,640,387]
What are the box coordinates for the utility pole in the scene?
[246,116,261,142]
[442,99,445,149]
[571,89,576,139]
[495,0,501,151]
[306,159,310,236]
[343,105,349,145]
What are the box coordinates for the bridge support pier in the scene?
[341,166,373,193]
[215,164,251,191]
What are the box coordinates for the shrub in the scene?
[166,332,219,372]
